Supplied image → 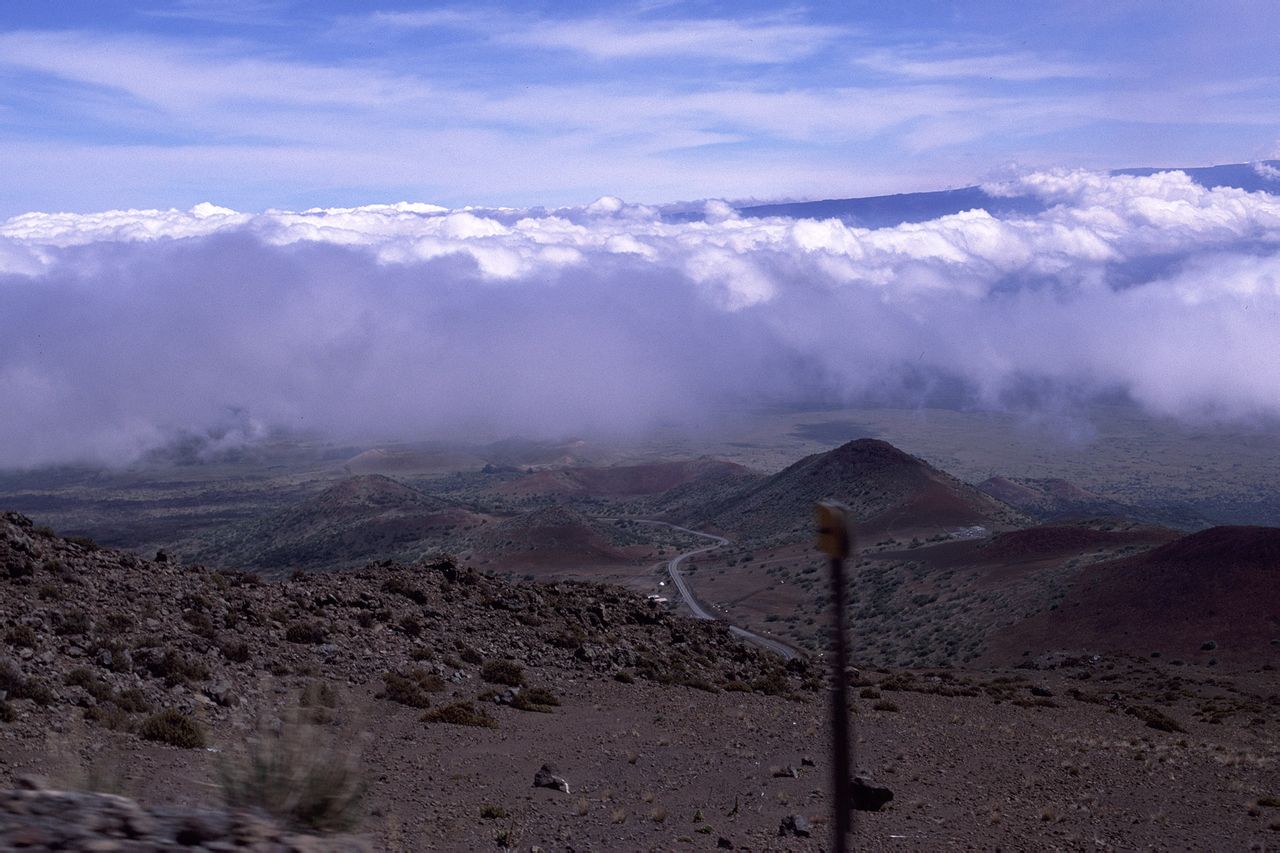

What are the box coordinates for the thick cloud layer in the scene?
[2,170,1279,467]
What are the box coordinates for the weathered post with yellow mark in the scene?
[816,500,854,853]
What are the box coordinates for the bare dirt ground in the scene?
[5,664,1277,851]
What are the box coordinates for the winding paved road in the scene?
[635,520,799,661]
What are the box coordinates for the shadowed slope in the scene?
[198,475,480,572]
[988,525,1280,666]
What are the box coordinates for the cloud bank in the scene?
[2,169,1280,467]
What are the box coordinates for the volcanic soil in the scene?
[1,513,1278,850]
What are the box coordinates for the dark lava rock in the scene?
[851,776,894,811]
[779,814,811,837]
[532,764,570,794]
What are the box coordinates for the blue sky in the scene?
[1,0,1278,215]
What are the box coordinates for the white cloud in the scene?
[1254,161,1280,181]
[856,50,1103,82]
[2,170,1280,466]
[503,16,845,63]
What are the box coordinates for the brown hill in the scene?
[194,475,481,572]
[987,525,1280,666]
[497,459,751,498]
[976,524,1180,563]
[692,439,1025,542]
[468,506,645,570]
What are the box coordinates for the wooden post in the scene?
[816,501,853,853]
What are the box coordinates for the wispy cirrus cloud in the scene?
[1,3,1279,215]
[503,15,847,63]
[855,49,1105,82]
[370,8,848,63]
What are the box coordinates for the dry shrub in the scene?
[421,702,496,728]
[217,716,365,832]
[511,687,560,713]
[139,709,206,748]
[380,669,445,708]
[0,661,54,705]
[285,621,328,645]
[480,659,525,687]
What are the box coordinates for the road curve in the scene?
[635,520,799,661]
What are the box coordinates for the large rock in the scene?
[851,775,894,811]
[532,764,570,794]
[778,814,812,837]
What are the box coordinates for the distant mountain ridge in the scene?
[730,160,1280,228]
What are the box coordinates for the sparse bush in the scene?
[480,659,524,687]
[66,667,114,701]
[479,804,507,820]
[54,608,91,636]
[422,702,496,728]
[459,646,483,666]
[398,616,422,638]
[752,669,789,696]
[299,680,339,712]
[84,704,132,731]
[680,677,718,694]
[0,662,53,705]
[218,718,365,832]
[5,625,36,648]
[285,621,328,645]
[102,612,134,634]
[184,610,216,638]
[66,535,99,552]
[614,670,635,684]
[0,700,15,723]
[547,628,584,650]
[382,577,427,604]
[114,688,152,714]
[6,556,35,579]
[380,669,444,708]
[146,649,210,687]
[220,639,252,663]
[872,700,900,712]
[140,709,206,748]
[511,687,560,712]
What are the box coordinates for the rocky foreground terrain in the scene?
[1,511,1278,850]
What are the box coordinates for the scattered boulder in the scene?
[779,814,812,837]
[532,764,570,794]
[851,775,894,811]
